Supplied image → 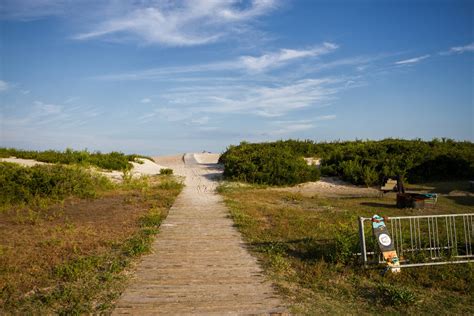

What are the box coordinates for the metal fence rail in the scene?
[358,213,474,268]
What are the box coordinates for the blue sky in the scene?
[1,0,473,155]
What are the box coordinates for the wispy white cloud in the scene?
[197,126,219,132]
[0,0,69,20]
[315,114,336,121]
[205,78,341,117]
[140,98,151,104]
[95,42,338,80]
[0,80,10,92]
[264,119,315,136]
[268,123,314,136]
[94,50,396,85]
[2,1,279,46]
[74,0,279,46]
[139,107,192,123]
[239,42,338,72]
[191,116,210,125]
[137,78,342,124]
[150,78,345,119]
[3,99,103,131]
[440,42,474,55]
[94,63,231,81]
[34,100,62,114]
[258,114,337,136]
[395,54,430,65]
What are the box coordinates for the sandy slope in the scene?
[0,157,47,167]
[276,176,381,197]
[1,157,166,182]
[193,153,220,164]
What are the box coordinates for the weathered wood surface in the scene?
[113,154,287,315]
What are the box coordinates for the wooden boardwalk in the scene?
[113,154,286,315]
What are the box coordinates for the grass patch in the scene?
[0,174,183,314]
[219,181,474,314]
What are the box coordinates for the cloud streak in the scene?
[395,54,430,65]
[139,78,347,124]
[0,0,69,20]
[3,99,103,131]
[263,115,336,136]
[95,42,339,80]
[199,78,342,117]
[0,80,10,92]
[74,0,279,46]
[440,42,474,55]
[239,42,338,72]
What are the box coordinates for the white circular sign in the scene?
[379,234,392,246]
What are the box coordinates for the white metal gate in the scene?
[358,214,474,268]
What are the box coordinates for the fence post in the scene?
[358,217,367,267]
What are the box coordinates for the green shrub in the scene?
[220,139,474,185]
[330,227,360,264]
[0,162,111,205]
[221,143,320,185]
[157,178,184,190]
[160,168,173,175]
[362,165,379,186]
[376,283,417,306]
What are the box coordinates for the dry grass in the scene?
[0,175,183,314]
[219,180,474,314]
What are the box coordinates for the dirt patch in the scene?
[0,177,182,313]
[1,193,146,295]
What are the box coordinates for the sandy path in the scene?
[113,154,286,315]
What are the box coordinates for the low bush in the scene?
[376,283,417,306]
[0,162,111,205]
[160,168,173,175]
[221,142,320,185]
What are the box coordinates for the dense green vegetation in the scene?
[219,142,320,185]
[0,148,148,171]
[0,162,111,205]
[220,139,474,186]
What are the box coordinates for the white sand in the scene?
[277,176,380,197]
[99,158,166,182]
[130,158,166,177]
[304,157,321,167]
[193,153,220,164]
[0,157,47,167]
[1,156,166,182]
